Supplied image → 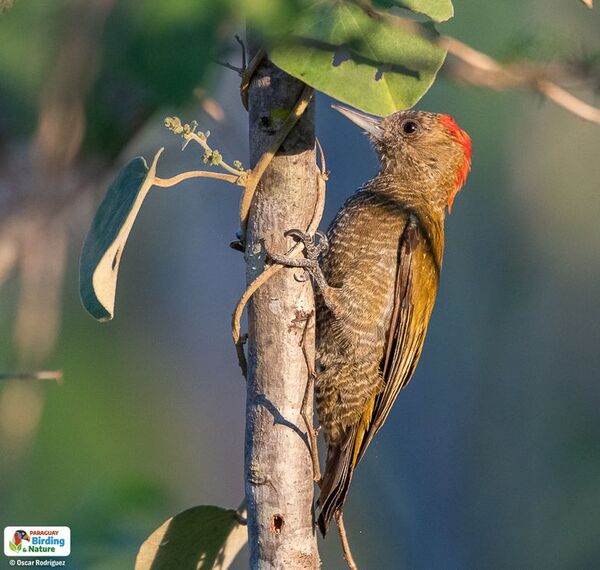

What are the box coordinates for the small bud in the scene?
[210,150,222,165]
[233,160,243,170]
[164,116,184,134]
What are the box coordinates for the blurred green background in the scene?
[1,1,599,568]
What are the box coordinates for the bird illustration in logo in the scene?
[9,529,30,552]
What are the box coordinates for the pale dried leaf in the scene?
[135,505,247,570]
[79,148,162,321]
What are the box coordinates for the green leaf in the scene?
[373,0,454,23]
[79,149,162,321]
[135,505,247,570]
[269,2,447,116]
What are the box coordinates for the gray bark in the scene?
[244,58,320,569]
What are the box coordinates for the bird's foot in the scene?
[267,229,342,315]
[266,229,328,272]
[289,229,330,259]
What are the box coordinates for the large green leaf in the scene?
[269,1,447,116]
[79,149,162,321]
[135,505,247,570]
[373,0,454,23]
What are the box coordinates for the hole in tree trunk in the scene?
[271,514,285,534]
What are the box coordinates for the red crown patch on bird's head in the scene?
[439,114,472,212]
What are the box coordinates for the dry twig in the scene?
[336,511,359,570]
[0,370,63,382]
[240,48,267,110]
[356,0,600,125]
[300,311,321,483]
[153,170,241,187]
[440,35,600,124]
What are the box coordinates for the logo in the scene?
[8,530,30,553]
[4,527,70,557]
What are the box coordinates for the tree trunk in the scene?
[244,57,320,569]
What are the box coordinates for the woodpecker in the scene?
[269,104,472,535]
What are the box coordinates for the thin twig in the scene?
[153,170,243,187]
[439,36,600,124]
[535,79,600,124]
[240,48,267,110]
[355,0,600,125]
[335,511,358,570]
[239,85,315,240]
[214,60,244,74]
[184,132,247,177]
[315,137,329,181]
[0,370,63,382]
[235,34,247,71]
[232,240,305,376]
[300,311,322,483]
[215,34,257,108]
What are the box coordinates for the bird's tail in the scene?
[317,426,357,536]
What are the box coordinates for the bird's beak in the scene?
[24,533,30,541]
[332,104,384,139]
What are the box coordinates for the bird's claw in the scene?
[265,229,328,277]
[266,229,339,314]
[285,229,329,260]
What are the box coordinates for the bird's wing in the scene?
[353,214,434,465]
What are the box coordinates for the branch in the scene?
[0,370,63,382]
[439,36,600,124]
[356,0,600,125]
[243,55,320,568]
[534,78,600,124]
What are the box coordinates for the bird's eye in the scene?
[401,120,420,135]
